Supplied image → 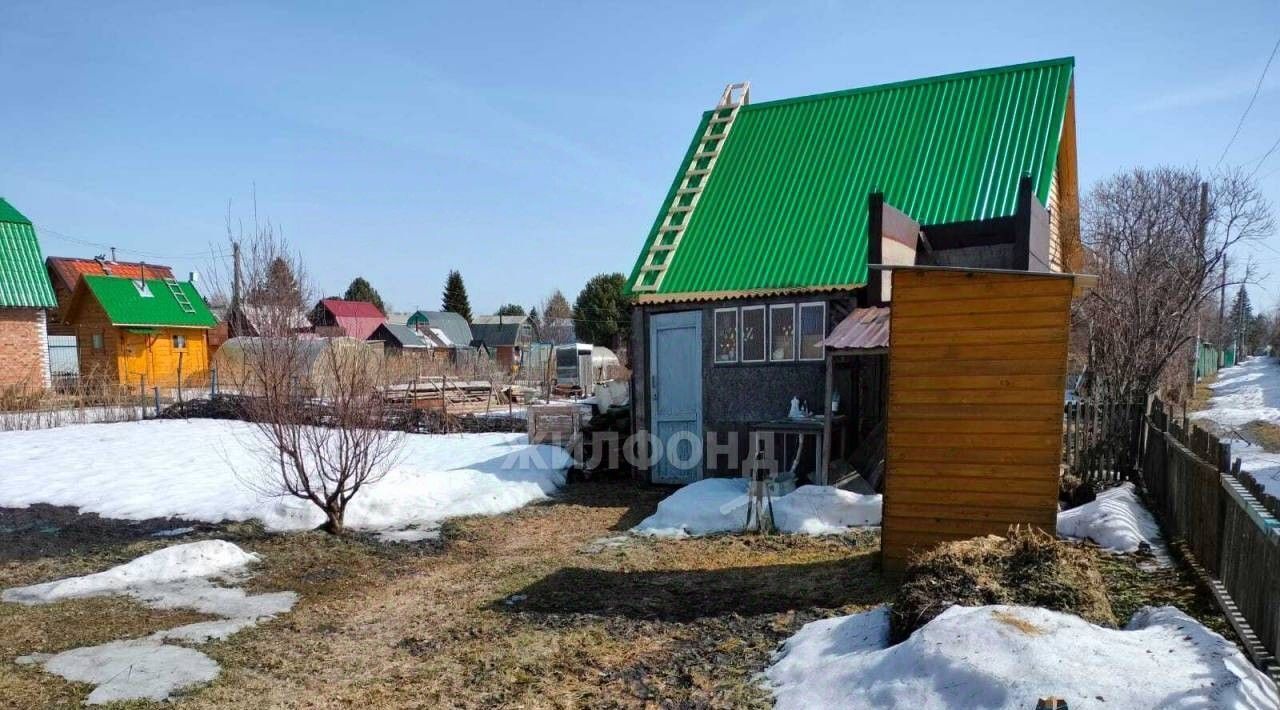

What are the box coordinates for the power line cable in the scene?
[36,224,232,261]
[1217,34,1280,169]
[1245,133,1280,180]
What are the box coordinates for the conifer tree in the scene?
[442,270,473,322]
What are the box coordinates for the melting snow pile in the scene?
[1192,357,1280,499]
[0,419,571,533]
[632,478,881,536]
[1057,482,1164,554]
[6,540,296,705]
[765,604,1279,710]
[3,540,257,603]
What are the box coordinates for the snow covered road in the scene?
[1192,357,1280,500]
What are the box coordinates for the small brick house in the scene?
[0,198,57,391]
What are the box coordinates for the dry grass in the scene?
[889,527,1116,643]
[1241,420,1280,453]
[989,609,1045,636]
[1094,549,1237,642]
[1187,371,1219,414]
[0,482,891,709]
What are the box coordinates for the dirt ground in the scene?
[1,482,891,709]
[0,480,1235,709]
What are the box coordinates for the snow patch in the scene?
[1057,483,1165,555]
[765,604,1278,710]
[632,478,881,537]
[18,640,220,705]
[1234,442,1280,502]
[1192,357,1280,429]
[6,541,296,704]
[0,419,571,531]
[152,526,196,537]
[376,524,442,543]
[1192,357,1280,499]
[2,540,257,604]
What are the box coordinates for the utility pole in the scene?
[230,241,242,310]
[1218,256,1227,367]
[1193,181,1208,389]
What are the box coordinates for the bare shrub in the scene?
[223,216,405,534]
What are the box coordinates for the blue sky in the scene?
[2,1,1279,312]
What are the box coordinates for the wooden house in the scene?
[625,58,1082,493]
[470,314,535,369]
[61,273,217,387]
[406,310,479,365]
[0,199,57,390]
[309,298,385,340]
[368,322,431,355]
[46,256,179,381]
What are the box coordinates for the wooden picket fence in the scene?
[1061,399,1144,484]
[1143,398,1280,678]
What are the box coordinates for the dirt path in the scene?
[2,481,888,709]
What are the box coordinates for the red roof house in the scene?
[47,256,176,323]
[309,298,385,340]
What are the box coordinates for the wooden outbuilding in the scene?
[879,266,1092,572]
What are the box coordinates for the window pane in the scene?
[714,310,738,363]
[741,308,765,362]
[770,306,795,361]
[799,303,825,360]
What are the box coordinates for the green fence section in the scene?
[1196,343,1220,380]
[1223,346,1238,369]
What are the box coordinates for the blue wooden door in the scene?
[649,311,703,484]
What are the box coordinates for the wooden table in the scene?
[748,415,846,483]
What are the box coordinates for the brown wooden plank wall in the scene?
[882,270,1073,571]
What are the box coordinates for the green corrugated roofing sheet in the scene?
[626,57,1075,299]
[82,275,217,328]
[0,198,57,308]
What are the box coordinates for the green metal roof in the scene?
[626,57,1075,299]
[81,275,217,328]
[0,198,57,308]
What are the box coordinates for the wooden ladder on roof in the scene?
[632,82,750,294]
[163,277,197,314]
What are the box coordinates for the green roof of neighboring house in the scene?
[0,198,57,308]
[80,275,217,328]
[626,57,1075,300]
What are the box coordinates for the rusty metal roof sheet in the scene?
[821,307,889,350]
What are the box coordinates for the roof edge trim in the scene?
[634,282,865,305]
